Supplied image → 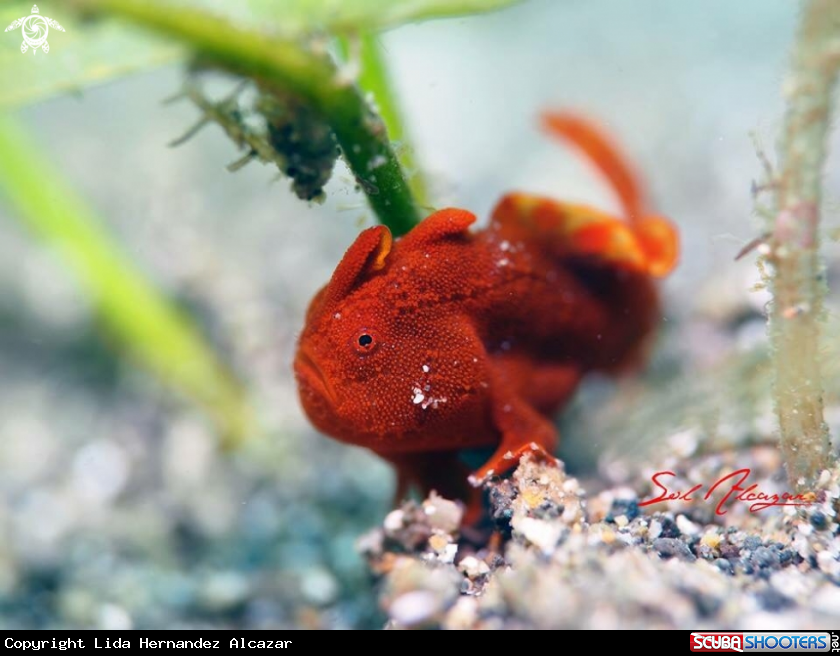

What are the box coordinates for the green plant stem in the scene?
[0,112,252,446]
[339,34,432,209]
[71,0,422,236]
[766,0,840,489]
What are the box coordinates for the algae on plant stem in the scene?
[764,0,839,489]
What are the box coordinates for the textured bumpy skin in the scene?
[294,112,679,517]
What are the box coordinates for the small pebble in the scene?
[512,517,563,555]
[755,587,792,612]
[389,591,443,627]
[653,538,695,561]
[719,542,741,559]
[810,512,829,530]
[458,556,490,579]
[676,515,700,536]
[715,558,734,575]
[383,510,405,535]
[816,551,840,578]
[659,516,681,538]
[423,493,463,533]
[428,533,450,554]
[607,499,640,522]
[751,546,781,572]
[744,536,762,551]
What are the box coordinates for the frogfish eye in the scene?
[354,331,376,354]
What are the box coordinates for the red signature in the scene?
[638,468,815,515]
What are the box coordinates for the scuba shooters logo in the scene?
[4,5,65,55]
[689,632,836,652]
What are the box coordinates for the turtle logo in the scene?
[5,5,65,55]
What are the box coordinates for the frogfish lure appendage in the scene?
[294,112,679,522]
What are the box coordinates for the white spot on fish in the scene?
[500,240,511,252]
[334,312,341,319]
[422,365,430,373]
[420,395,448,410]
